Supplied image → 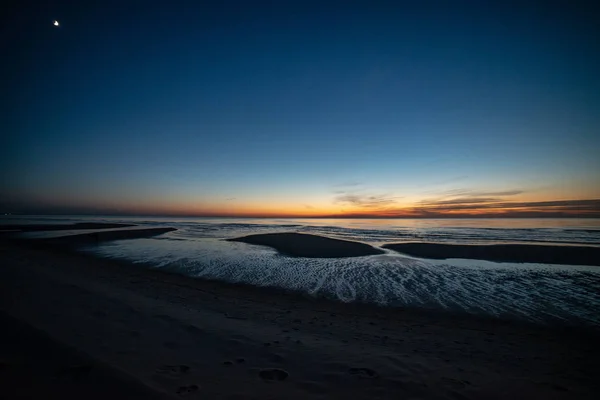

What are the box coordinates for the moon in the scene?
[53,20,60,27]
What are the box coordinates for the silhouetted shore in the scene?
[0,222,135,232]
[0,312,170,400]
[28,227,178,247]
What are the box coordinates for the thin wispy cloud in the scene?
[418,188,524,208]
[329,183,600,217]
[334,192,400,209]
[404,199,599,217]
[421,197,503,206]
[432,188,524,197]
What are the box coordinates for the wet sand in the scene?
[228,232,385,258]
[1,237,597,399]
[383,242,600,266]
[28,227,178,248]
[0,222,136,232]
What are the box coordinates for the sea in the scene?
[3,215,600,327]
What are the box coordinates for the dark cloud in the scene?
[416,188,526,210]
[432,188,524,198]
[329,198,600,218]
[411,199,600,217]
[420,197,502,206]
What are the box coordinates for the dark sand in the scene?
[0,222,136,232]
[383,242,600,266]
[228,232,385,258]
[1,236,598,399]
[27,227,178,248]
[0,313,170,400]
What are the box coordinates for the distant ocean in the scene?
[4,215,600,326]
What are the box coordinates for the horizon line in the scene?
[3,213,600,220]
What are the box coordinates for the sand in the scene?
[1,237,598,399]
[0,312,170,400]
[228,233,385,258]
[383,242,600,266]
[26,227,178,248]
[0,222,136,232]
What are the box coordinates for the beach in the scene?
[228,232,385,257]
[1,230,598,399]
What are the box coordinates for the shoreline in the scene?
[1,237,598,398]
[26,227,178,247]
[0,222,136,232]
[383,242,600,266]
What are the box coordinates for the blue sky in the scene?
[3,1,599,216]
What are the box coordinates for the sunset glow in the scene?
[3,2,599,218]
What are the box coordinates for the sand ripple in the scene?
[88,238,600,326]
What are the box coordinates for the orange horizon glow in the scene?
[4,182,600,218]
[27,198,597,218]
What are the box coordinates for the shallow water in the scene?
[3,215,600,245]
[85,233,600,327]
[4,215,600,326]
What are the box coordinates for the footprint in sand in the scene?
[156,364,190,378]
[259,368,289,381]
[92,310,107,318]
[163,340,179,349]
[268,353,284,363]
[176,384,199,396]
[58,365,93,381]
[348,367,378,379]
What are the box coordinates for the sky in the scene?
[2,0,599,218]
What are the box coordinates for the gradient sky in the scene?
[3,0,599,217]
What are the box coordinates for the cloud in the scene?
[334,192,400,209]
[330,183,600,218]
[415,188,600,215]
[432,188,524,198]
[498,199,600,211]
[420,197,502,206]
[408,198,600,217]
[417,188,525,209]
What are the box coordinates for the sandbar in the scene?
[228,232,385,258]
[383,242,600,266]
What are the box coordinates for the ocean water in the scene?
[4,216,600,326]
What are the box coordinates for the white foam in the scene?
[83,236,600,327]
